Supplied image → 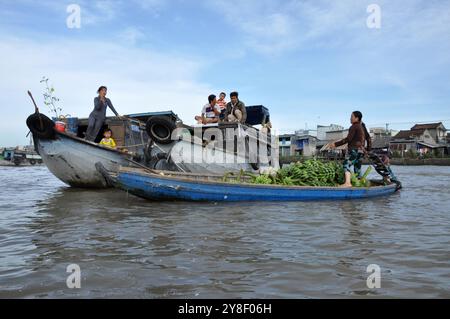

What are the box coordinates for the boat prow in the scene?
[37,132,135,188]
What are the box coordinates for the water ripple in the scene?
[0,165,449,298]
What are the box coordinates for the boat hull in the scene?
[168,140,277,174]
[111,169,399,202]
[36,133,131,188]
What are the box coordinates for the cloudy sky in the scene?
[0,0,449,146]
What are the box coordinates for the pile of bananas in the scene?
[351,166,372,187]
[252,159,345,187]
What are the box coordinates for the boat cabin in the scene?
[63,111,180,156]
[56,105,276,171]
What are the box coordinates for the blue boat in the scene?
[96,163,401,202]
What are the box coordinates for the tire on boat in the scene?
[146,116,176,145]
[143,142,153,165]
[29,159,36,165]
[148,152,169,169]
[26,113,55,140]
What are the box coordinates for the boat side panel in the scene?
[38,135,129,188]
[170,140,259,174]
[117,172,397,202]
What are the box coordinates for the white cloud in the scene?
[0,0,120,26]
[80,0,120,25]
[206,0,450,55]
[0,35,215,146]
[133,0,165,11]
[206,0,299,55]
[118,26,146,45]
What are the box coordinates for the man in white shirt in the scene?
[195,94,221,124]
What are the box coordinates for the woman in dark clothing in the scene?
[330,111,372,187]
[85,86,121,141]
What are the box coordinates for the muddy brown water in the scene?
[0,165,449,298]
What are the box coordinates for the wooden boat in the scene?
[26,105,278,188]
[34,131,136,187]
[26,113,150,188]
[96,163,401,202]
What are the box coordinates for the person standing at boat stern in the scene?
[85,86,120,141]
[329,111,372,187]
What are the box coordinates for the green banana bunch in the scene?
[351,166,372,187]
[225,159,349,187]
[270,159,345,187]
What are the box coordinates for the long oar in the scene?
[125,158,160,175]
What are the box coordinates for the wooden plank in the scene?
[110,125,125,147]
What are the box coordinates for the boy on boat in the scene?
[99,129,116,149]
[195,94,221,124]
[216,92,227,111]
[217,92,227,121]
[329,111,372,187]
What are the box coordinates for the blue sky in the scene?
[1,0,450,146]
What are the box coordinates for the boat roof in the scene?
[126,111,181,122]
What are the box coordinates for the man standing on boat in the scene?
[224,91,247,124]
[85,86,121,142]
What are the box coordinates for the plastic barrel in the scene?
[66,117,79,134]
[55,121,66,133]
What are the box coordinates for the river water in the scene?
[0,165,449,298]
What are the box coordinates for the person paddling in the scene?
[329,111,372,187]
[85,86,122,141]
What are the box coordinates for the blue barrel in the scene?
[66,117,79,134]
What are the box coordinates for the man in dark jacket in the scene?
[224,91,247,124]
[85,86,120,141]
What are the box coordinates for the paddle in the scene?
[125,158,160,175]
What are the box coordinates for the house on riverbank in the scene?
[411,123,447,145]
[318,128,349,158]
[279,121,449,161]
[278,132,318,157]
[390,122,448,156]
[279,134,293,157]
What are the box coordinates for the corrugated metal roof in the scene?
[417,141,446,149]
[320,143,347,152]
[411,122,444,130]
[393,129,426,139]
